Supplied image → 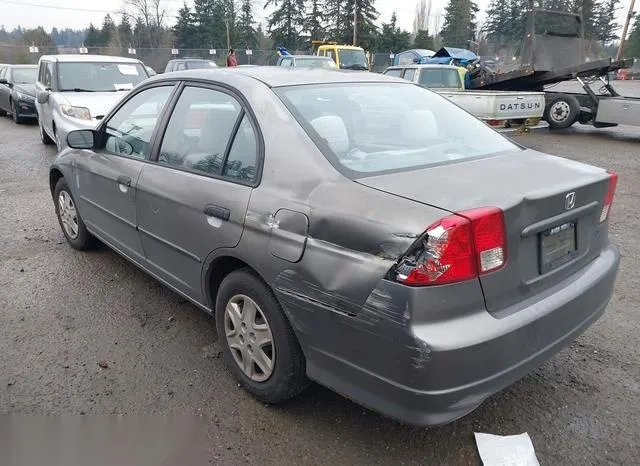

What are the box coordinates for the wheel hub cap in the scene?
[58,191,79,239]
[224,295,275,382]
[551,101,570,122]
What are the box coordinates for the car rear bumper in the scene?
[291,245,619,426]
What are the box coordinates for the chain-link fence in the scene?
[0,44,397,73]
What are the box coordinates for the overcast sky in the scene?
[0,0,631,39]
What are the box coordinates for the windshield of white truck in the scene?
[276,82,518,177]
[58,62,148,92]
[418,69,462,89]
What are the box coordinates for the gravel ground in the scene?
[0,104,639,465]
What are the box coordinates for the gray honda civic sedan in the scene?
[49,68,619,425]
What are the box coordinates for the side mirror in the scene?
[37,90,49,104]
[0,78,8,85]
[67,130,95,150]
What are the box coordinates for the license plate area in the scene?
[539,222,578,274]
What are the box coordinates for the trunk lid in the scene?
[356,149,611,314]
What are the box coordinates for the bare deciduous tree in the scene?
[413,0,433,34]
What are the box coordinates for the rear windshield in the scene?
[58,62,148,92]
[186,60,217,69]
[275,83,517,177]
[418,68,462,88]
[13,67,38,83]
[296,58,338,69]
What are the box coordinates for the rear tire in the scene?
[53,177,97,250]
[39,118,54,145]
[544,95,580,129]
[215,269,310,404]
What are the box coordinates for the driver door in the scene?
[75,84,175,262]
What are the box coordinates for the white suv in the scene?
[35,54,149,151]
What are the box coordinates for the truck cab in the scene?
[313,41,369,71]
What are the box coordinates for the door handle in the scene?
[117,175,131,187]
[203,205,230,221]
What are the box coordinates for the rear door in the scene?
[136,83,259,302]
[75,84,176,262]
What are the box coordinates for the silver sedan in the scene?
[49,68,620,425]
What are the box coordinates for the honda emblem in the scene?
[565,192,576,210]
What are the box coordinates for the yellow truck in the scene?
[311,41,370,71]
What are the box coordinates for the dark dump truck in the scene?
[469,6,638,130]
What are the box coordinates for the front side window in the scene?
[403,69,417,81]
[275,83,517,177]
[383,69,402,78]
[58,62,147,92]
[41,62,53,89]
[158,86,243,177]
[103,85,173,159]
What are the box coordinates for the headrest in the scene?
[402,109,439,145]
[310,115,349,156]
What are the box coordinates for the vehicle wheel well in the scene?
[208,256,264,308]
[49,169,63,197]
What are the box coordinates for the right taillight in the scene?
[395,207,506,286]
[600,171,618,223]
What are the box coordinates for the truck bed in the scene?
[470,58,633,92]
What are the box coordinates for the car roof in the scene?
[5,64,38,69]
[290,55,331,60]
[146,67,402,88]
[38,54,143,64]
[386,64,459,71]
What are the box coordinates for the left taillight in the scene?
[395,207,507,286]
[600,171,618,223]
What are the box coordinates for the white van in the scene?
[35,54,149,151]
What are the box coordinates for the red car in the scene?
[617,59,640,80]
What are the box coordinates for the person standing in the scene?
[227,49,238,67]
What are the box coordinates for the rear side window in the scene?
[418,69,462,88]
[159,86,258,181]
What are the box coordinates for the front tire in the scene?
[216,269,309,404]
[544,95,580,129]
[53,177,96,250]
[39,118,54,145]
[11,100,24,124]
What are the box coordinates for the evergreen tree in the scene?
[173,3,197,48]
[324,0,347,40]
[594,0,619,45]
[440,0,479,48]
[376,12,410,52]
[625,15,640,58]
[264,0,305,49]
[119,15,135,48]
[20,27,55,48]
[305,0,325,41]
[100,14,117,46]
[84,24,102,47]
[413,29,434,49]
[342,0,379,49]
[236,0,258,49]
